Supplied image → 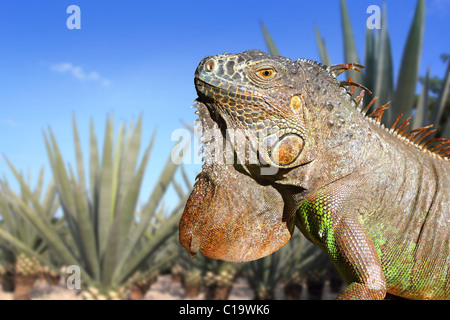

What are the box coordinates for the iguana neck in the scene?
[264,94,376,194]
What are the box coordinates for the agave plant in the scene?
[278,232,325,300]
[415,55,450,136]
[170,263,184,284]
[242,249,283,300]
[240,232,322,300]
[0,245,15,292]
[183,268,203,298]
[319,0,449,135]
[202,260,238,300]
[125,200,189,299]
[177,250,206,298]
[276,233,339,300]
[126,269,158,300]
[262,0,450,138]
[4,115,185,299]
[0,167,62,299]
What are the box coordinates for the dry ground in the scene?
[0,275,340,300]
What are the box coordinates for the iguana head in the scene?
[179,50,353,262]
[193,49,346,169]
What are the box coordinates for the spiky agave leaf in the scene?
[391,0,425,122]
[314,25,331,67]
[111,153,181,286]
[432,59,450,129]
[371,2,394,124]
[412,66,430,129]
[0,164,63,273]
[260,21,281,57]
[1,159,86,279]
[45,122,100,280]
[339,0,363,86]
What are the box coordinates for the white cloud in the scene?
[51,63,111,87]
[1,118,19,127]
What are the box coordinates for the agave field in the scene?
[0,114,338,300]
[0,115,187,299]
[1,0,448,300]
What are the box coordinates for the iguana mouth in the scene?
[194,77,265,105]
[194,77,273,132]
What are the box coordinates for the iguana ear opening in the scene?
[270,134,304,166]
[179,165,294,262]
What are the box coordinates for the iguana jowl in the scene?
[179,50,450,300]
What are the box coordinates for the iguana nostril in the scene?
[205,60,215,72]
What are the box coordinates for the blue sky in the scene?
[0,0,449,208]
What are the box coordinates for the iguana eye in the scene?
[256,68,276,79]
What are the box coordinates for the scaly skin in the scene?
[179,50,450,299]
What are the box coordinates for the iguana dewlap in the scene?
[179,50,450,300]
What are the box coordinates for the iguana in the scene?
[179,50,450,300]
